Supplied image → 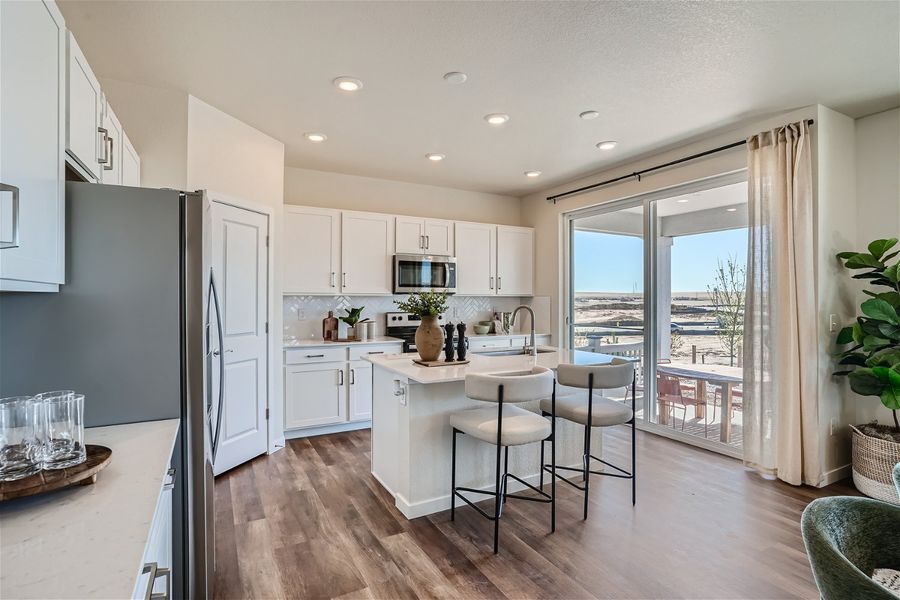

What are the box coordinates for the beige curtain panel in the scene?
[743,120,821,486]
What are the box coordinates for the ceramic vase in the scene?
[415,315,444,362]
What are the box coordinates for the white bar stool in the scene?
[449,366,556,554]
[540,359,636,520]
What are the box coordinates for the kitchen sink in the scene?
[478,347,556,357]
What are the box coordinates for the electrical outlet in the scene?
[828,314,839,333]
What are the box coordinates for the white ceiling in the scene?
[58,1,899,197]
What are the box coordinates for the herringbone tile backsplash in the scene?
[283,295,526,343]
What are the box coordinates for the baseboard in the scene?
[284,421,371,440]
[819,463,852,487]
[392,461,584,519]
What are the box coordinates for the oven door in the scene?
[394,254,457,294]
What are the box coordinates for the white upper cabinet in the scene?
[396,217,454,256]
[0,0,66,291]
[496,225,534,296]
[66,32,104,182]
[341,211,394,294]
[100,100,123,185]
[283,206,341,294]
[455,222,496,296]
[121,131,141,187]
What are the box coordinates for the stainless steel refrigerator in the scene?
[0,182,220,600]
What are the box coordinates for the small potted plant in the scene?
[395,292,450,361]
[340,306,365,340]
[834,237,899,503]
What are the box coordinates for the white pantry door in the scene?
[211,201,269,475]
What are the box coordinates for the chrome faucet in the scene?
[510,305,537,356]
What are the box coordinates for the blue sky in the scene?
[574,229,747,293]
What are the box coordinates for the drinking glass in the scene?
[40,392,86,469]
[0,396,42,481]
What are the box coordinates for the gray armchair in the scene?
[801,463,900,600]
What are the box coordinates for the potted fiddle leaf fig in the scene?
[340,306,365,340]
[834,237,900,503]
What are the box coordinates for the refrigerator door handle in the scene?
[208,269,226,463]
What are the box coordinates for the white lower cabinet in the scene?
[349,360,373,421]
[134,463,174,600]
[285,363,347,428]
[284,343,401,432]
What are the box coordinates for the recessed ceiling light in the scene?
[304,133,327,142]
[596,141,618,151]
[484,113,510,126]
[579,110,600,120]
[524,170,542,178]
[426,153,445,162]
[726,207,738,212]
[676,198,689,203]
[333,76,363,92]
[443,71,468,84]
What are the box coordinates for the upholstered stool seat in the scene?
[450,405,551,446]
[541,394,633,427]
[450,365,558,554]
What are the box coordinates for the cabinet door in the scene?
[349,360,373,422]
[395,216,425,254]
[283,206,340,294]
[454,222,496,295]
[101,102,123,186]
[0,0,66,289]
[121,131,141,187]
[66,32,103,181]
[341,211,394,294]
[424,219,454,256]
[284,364,347,429]
[496,226,534,296]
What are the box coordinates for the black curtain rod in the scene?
[546,119,815,204]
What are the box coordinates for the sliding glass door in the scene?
[565,173,748,456]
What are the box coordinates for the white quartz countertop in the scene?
[0,419,180,600]
[467,332,549,338]
[365,347,625,384]
[284,335,404,348]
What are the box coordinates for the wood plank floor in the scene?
[213,428,856,600]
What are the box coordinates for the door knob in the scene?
[212,348,234,356]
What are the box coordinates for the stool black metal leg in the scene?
[583,374,594,520]
[493,385,504,554]
[551,383,557,533]
[539,438,545,489]
[451,428,458,521]
[631,377,636,506]
[503,446,510,505]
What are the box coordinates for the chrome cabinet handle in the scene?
[367,351,384,355]
[306,354,325,358]
[0,183,20,249]
[103,136,114,171]
[342,272,348,288]
[419,235,424,249]
[489,276,494,290]
[97,127,109,164]
[163,467,176,490]
[425,235,430,249]
[350,368,355,385]
[338,370,344,386]
[330,272,336,287]
[497,276,502,291]
[141,563,171,600]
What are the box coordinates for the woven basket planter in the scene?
[850,424,900,505]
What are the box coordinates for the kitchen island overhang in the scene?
[366,348,628,519]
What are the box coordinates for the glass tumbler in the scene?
[40,392,86,470]
[0,396,42,481]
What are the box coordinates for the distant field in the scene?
[573,292,740,366]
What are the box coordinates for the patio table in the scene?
[656,362,743,443]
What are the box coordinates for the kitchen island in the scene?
[366,347,625,518]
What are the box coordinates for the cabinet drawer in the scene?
[284,346,347,364]
[349,343,403,361]
[468,337,513,351]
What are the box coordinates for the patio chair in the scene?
[657,374,710,436]
[712,385,743,422]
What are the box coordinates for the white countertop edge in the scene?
[283,336,404,348]
[0,419,180,600]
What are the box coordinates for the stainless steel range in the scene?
[385,312,447,353]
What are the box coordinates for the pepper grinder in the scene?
[456,322,467,361]
[443,322,456,362]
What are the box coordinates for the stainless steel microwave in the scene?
[393,254,457,294]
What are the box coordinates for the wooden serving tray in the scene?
[413,358,470,367]
[0,444,112,501]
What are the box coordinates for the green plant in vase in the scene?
[395,292,450,361]
[340,306,365,340]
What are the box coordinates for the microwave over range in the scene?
[393,254,457,294]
